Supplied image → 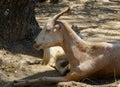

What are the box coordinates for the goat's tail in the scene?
[52,6,70,21]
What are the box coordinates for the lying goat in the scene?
[42,25,83,75]
[42,46,69,75]
[14,7,120,86]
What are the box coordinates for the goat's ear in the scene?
[54,24,61,32]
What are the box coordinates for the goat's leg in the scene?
[13,69,82,87]
[14,77,66,87]
[13,77,68,87]
[56,64,70,75]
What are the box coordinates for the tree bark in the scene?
[0,0,40,47]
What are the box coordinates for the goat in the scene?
[42,46,69,75]
[14,7,120,86]
[42,25,83,75]
[41,24,82,65]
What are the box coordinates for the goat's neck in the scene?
[58,21,88,67]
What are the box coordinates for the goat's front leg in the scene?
[14,77,66,87]
[13,69,82,87]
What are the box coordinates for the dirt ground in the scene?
[0,0,120,87]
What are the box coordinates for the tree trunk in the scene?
[0,0,40,47]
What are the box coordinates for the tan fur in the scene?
[34,7,120,82]
[42,46,69,75]
[43,47,65,66]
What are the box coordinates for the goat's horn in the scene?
[52,7,70,21]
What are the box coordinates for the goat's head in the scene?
[34,7,70,50]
